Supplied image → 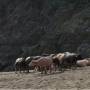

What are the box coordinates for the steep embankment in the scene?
[0,0,90,71]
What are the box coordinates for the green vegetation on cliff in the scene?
[0,0,90,71]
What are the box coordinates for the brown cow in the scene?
[52,53,65,71]
[29,57,54,74]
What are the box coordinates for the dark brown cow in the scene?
[53,52,83,71]
[62,52,82,68]
[29,57,54,74]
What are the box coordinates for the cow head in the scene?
[74,54,83,61]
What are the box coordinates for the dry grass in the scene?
[0,66,90,89]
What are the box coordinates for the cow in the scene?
[15,56,32,73]
[26,56,42,70]
[15,57,26,73]
[77,58,90,67]
[20,56,42,72]
[52,52,82,71]
[24,56,33,72]
[41,54,58,71]
[29,57,54,74]
[62,52,83,68]
[52,53,64,71]
[76,59,89,67]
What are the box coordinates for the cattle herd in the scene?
[14,52,90,74]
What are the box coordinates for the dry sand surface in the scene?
[0,67,90,89]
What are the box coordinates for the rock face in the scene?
[0,0,90,71]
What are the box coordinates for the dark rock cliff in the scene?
[0,0,90,71]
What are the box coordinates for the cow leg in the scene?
[28,69,29,73]
[19,68,21,73]
[72,64,77,70]
[60,64,65,72]
[15,64,19,74]
[33,66,37,73]
[49,66,52,74]
[34,66,37,72]
[58,65,62,71]
[15,70,17,74]
[20,64,23,73]
[55,65,57,71]
[53,63,57,71]
[44,67,47,74]
[59,64,63,72]
[26,68,29,73]
[53,64,56,72]
[74,61,77,70]
[59,61,64,72]
[15,66,17,74]
[52,64,56,73]
[15,69,17,74]
[67,64,71,69]
[38,66,41,72]
[40,67,43,74]
[57,64,59,71]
